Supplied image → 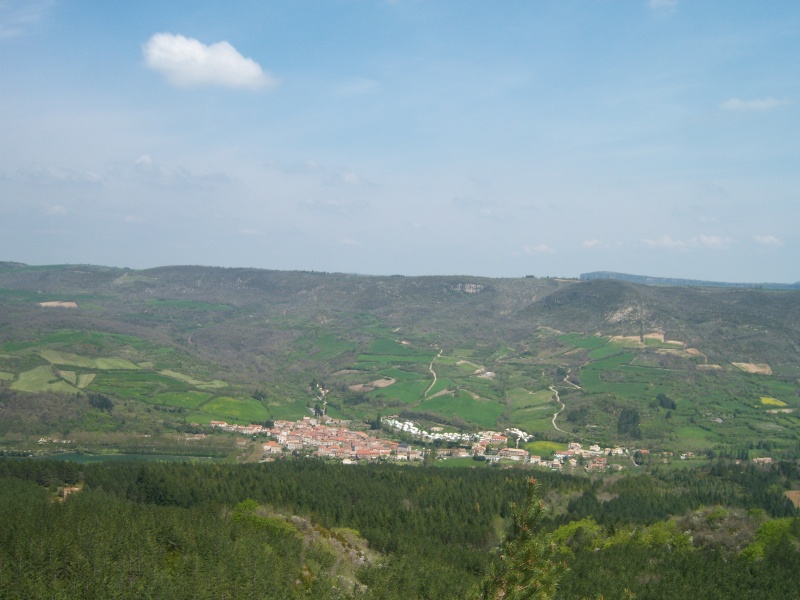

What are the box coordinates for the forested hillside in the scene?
[2,263,799,455]
[1,458,799,599]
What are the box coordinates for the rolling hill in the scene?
[1,262,799,459]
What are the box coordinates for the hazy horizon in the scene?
[2,1,798,282]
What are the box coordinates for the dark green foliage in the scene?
[0,458,799,599]
[617,407,641,438]
[656,392,677,410]
[473,478,565,599]
[87,393,113,412]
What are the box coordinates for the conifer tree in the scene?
[473,477,565,600]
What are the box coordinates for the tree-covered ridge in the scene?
[1,458,799,599]
[580,270,800,290]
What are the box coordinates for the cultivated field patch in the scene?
[154,391,212,409]
[524,440,567,457]
[40,349,140,370]
[732,362,772,375]
[11,366,76,393]
[760,397,788,407]
[159,370,227,389]
[369,379,428,404]
[380,367,426,381]
[193,396,269,424]
[37,300,78,308]
[425,377,454,398]
[508,388,553,410]
[349,377,396,392]
[54,369,77,385]
[417,395,504,429]
[77,373,95,388]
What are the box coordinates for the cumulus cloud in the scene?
[143,33,277,89]
[754,234,783,246]
[720,97,789,111]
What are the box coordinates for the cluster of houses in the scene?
[546,442,628,471]
[209,416,636,471]
[382,417,533,446]
[211,417,426,463]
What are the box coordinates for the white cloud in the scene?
[342,239,361,246]
[697,235,732,248]
[240,228,260,236]
[143,33,277,90]
[582,239,603,249]
[754,234,783,247]
[0,0,51,38]
[16,165,103,185]
[720,97,789,111]
[341,172,361,185]
[643,235,686,249]
[643,235,733,249]
[523,243,555,254]
[122,155,229,188]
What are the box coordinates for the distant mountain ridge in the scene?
[580,271,800,290]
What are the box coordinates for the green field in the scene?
[154,391,213,409]
[370,379,429,404]
[11,366,76,393]
[425,377,455,397]
[90,371,190,401]
[266,398,316,421]
[508,388,553,409]
[159,370,227,389]
[308,334,357,360]
[418,395,504,429]
[146,299,232,311]
[560,333,610,350]
[380,367,426,381]
[524,440,567,457]
[188,396,269,424]
[367,338,419,354]
[40,349,140,370]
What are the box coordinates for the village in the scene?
[209,414,641,471]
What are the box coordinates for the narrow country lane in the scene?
[424,349,443,398]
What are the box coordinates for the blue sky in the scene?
[1,0,798,282]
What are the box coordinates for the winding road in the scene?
[423,350,443,398]
[549,386,569,435]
